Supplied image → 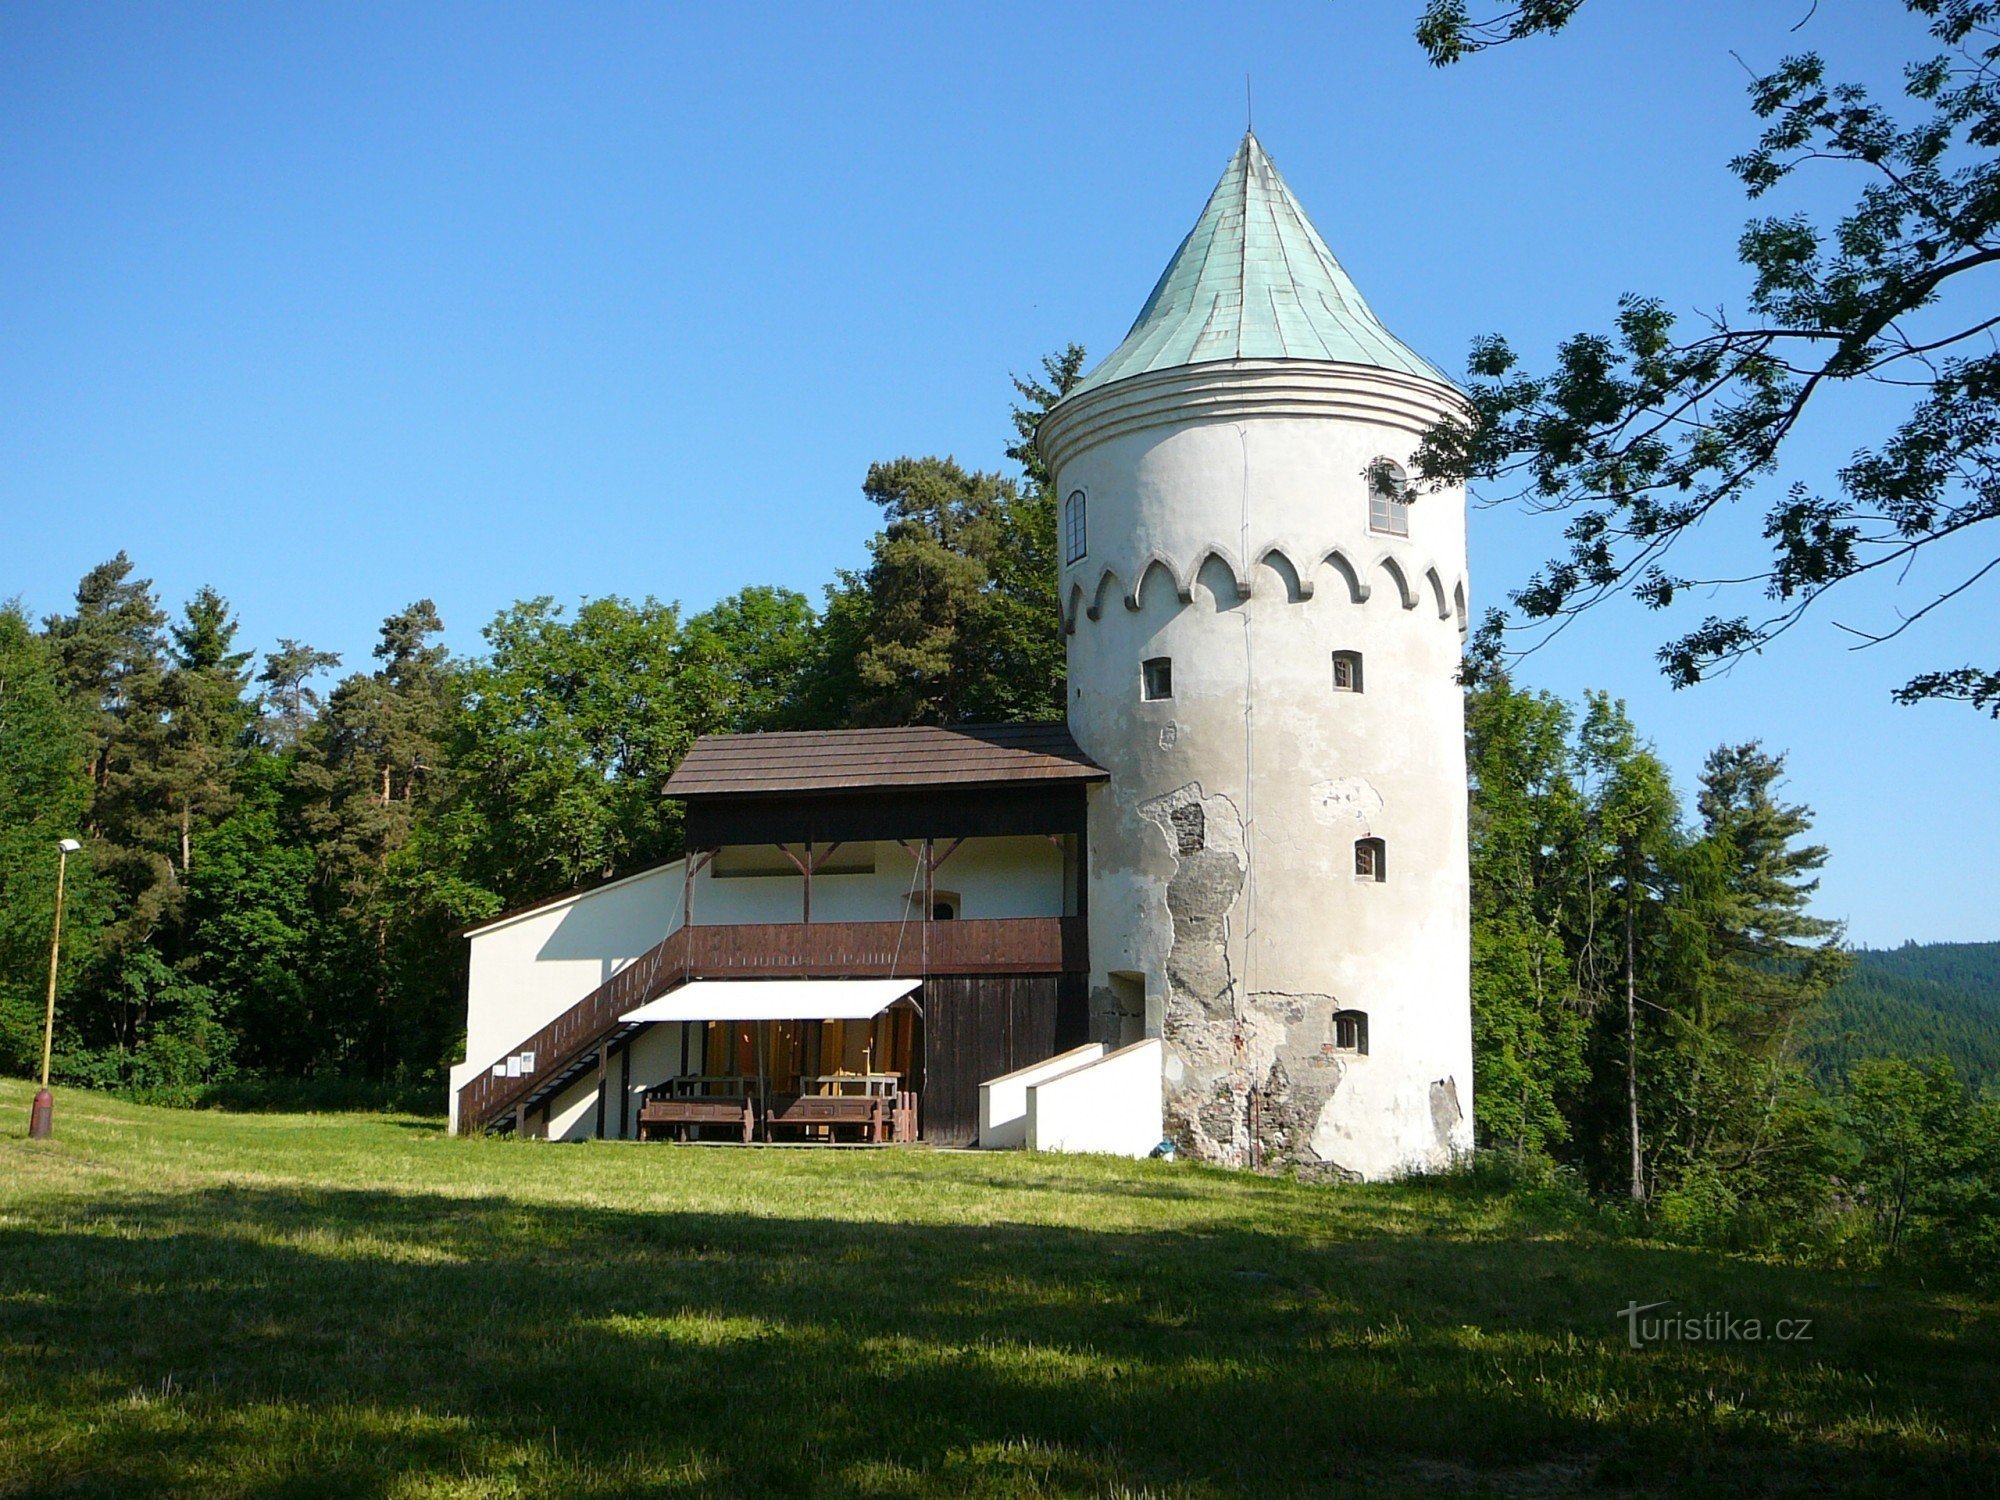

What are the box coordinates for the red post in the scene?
[28,1089,53,1140]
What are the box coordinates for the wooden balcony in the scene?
[457,915,1083,1136]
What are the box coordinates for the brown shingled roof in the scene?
[663,722,1107,798]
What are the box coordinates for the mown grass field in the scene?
[2,1078,1995,1497]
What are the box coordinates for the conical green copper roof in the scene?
[1072,133,1451,395]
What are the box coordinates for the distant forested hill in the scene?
[1804,942,2000,1093]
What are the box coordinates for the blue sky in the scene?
[4,1,1993,944]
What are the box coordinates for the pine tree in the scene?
[296,601,458,1075]
[1572,693,1683,1202]
[41,552,167,800]
[257,639,342,749]
[156,586,256,875]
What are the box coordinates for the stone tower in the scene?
[1037,133,1474,1178]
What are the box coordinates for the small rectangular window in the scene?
[1141,657,1173,701]
[1332,651,1363,693]
[1369,492,1411,537]
[1368,459,1412,537]
[1355,837,1385,880]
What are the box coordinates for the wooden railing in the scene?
[681,916,1081,977]
[457,916,1083,1135]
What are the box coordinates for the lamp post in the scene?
[28,838,81,1141]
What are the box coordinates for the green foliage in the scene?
[838,455,1065,725]
[1465,676,1853,1230]
[256,638,341,749]
[1845,1057,2000,1276]
[1806,941,2000,1091]
[799,346,1082,728]
[1415,0,1586,66]
[678,585,818,736]
[1413,1,2000,713]
[0,607,94,1076]
[453,594,691,897]
[1465,673,1587,1155]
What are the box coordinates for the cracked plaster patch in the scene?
[1311,776,1384,829]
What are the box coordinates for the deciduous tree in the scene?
[1413,1,2000,715]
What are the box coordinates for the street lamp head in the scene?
[57,839,81,853]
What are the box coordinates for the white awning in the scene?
[620,978,921,1026]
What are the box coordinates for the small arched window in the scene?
[1141,656,1173,701]
[1332,1010,1369,1055]
[1332,651,1363,693]
[1366,459,1411,537]
[1355,837,1386,881]
[1064,490,1088,564]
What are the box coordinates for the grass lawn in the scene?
[2,1079,1995,1497]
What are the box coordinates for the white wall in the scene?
[1027,1039,1164,1158]
[694,836,1064,924]
[461,863,684,1076]
[979,1042,1104,1148]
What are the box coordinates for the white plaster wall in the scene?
[728,837,1063,923]
[462,863,684,1077]
[545,1069,601,1142]
[1027,1039,1166,1158]
[979,1042,1105,1148]
[1046,360,1475,1179]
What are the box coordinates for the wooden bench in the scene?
[764,1093,888,1144]
[637,1095,756,1143]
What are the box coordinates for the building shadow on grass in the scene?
[3,1183,1995,1497]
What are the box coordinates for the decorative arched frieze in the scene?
[1085,568,1122,622]
[1319,548,1371,604]
[1374,554,1420,610]
[1127,555,1189,613]
[1064,582,1086,635]
[1191,546,1253,602]
[1257,546,1310,602]
[1425,567,1451,621]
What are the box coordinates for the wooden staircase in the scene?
[456,927,688,1136]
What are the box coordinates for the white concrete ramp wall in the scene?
[1026,1039,1164,1158]
[978,1043,1105,1148]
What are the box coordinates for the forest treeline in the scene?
[3,348,1994,1278]
[1807,943,2000,1094]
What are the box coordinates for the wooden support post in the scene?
[595,1045,609,1139]
[619,1039,632,1140]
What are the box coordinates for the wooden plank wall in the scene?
[919,975,1060,1147]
